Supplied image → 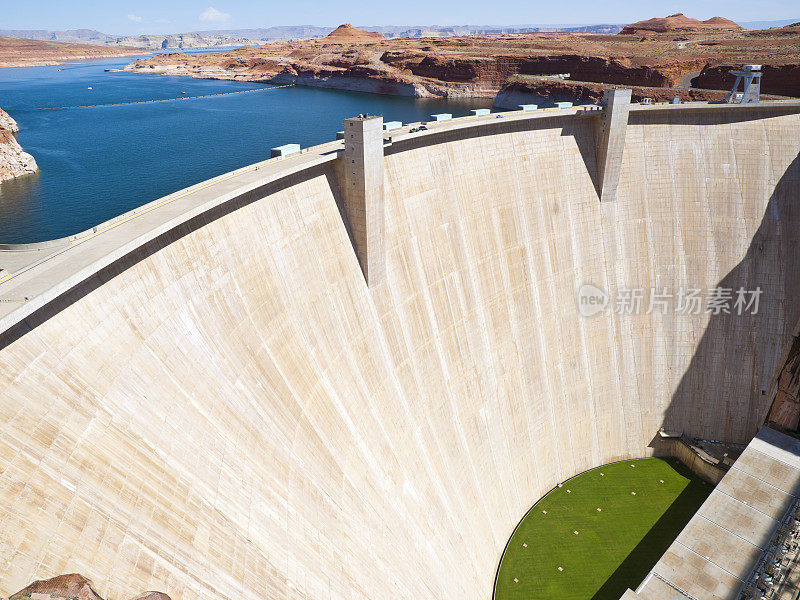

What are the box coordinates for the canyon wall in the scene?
[120,24,800,100]
[380,52,706,88]
[0,105,798,600]
[492,78,733,109]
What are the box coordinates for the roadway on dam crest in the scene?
[0,104,591,328]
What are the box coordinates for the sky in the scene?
[4,0,799,35]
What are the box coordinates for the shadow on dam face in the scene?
[0,106,800,600]
[662,151,800,443]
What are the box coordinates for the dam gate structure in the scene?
[0,98,799,600]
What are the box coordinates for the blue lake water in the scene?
[0,51,492,243]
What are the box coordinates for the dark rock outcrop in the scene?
[7,574,172,600]
[9,574,103,600]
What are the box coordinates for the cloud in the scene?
[127,14,143,22]
[199,7,231,23]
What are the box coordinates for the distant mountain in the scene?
[368,24,624,35]
[560,24,623,33]
[111,34,264,50]
[0,29,265,49]
[738,18,800,29]
[200,23,624,40]
[0,23,626,49]
[193,26,332,41]
[0,29,111,43]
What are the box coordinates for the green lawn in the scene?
[494,458,712,600]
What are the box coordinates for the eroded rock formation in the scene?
[0,108,38,182]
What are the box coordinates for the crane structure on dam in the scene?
[727,64,762,104]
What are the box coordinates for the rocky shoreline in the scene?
[118,61,503,98]
[0,108,38,182]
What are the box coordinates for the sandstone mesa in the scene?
[620,13,743,34]
[325,23,386,42]
[0,35,139,68]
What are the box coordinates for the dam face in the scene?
[0,103,799,600]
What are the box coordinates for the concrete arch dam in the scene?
[0,99,799,600]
